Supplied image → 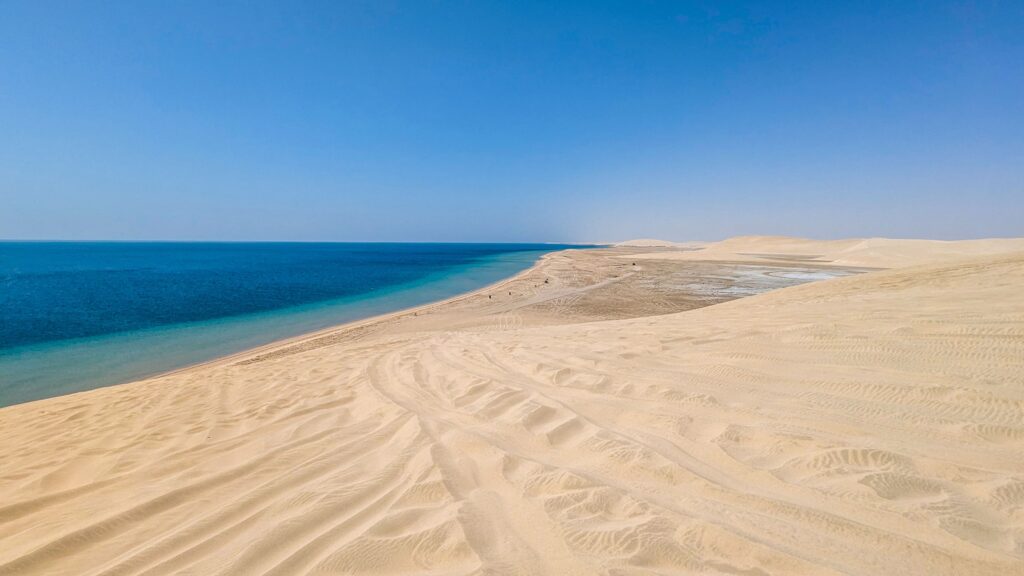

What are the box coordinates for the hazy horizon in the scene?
[2,2,1022,242]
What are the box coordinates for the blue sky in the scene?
[1,1,1021,241]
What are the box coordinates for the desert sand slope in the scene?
[631,235,1024,268]
[615,238,692,248]
[1,251,1023,575]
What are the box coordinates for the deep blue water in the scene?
[0,242,583,407]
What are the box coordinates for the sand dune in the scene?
[614,238,697,248]
[1,241,1023,575]
[629,235,1024,268]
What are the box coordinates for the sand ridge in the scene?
[625,234,1024,268]
[1,239,1023,575]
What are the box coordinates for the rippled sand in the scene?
[1,238,1022,575]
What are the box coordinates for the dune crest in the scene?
[614,238,692,247]
[630,234,1024,268]
[1,247,1022,575]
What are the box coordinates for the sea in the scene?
[0,242,586,407]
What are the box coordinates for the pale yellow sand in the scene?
[1,238,1023,575]
[614,238,699,248]
[628,235,1024,268]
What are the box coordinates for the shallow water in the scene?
[0,242,583,407]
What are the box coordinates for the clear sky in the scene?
[1,1,1021,242]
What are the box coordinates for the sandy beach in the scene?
[2,237,1023,575]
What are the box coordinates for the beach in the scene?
[0,243,584,407]
[1,237,1023,575]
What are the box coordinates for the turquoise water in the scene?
[0,243,580,407]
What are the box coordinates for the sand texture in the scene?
[1,238,1023,575]
[614,239,701,248]
[628,235,1024,268]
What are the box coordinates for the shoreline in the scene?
[148,248,565,386]
[0,247,570,411]
[0,245,573,407]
